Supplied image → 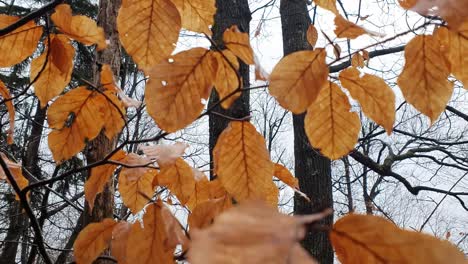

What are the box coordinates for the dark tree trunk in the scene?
[0,103,46,264]
[208,0,251,178]
[280,0,334,263]
[81,0,122,263]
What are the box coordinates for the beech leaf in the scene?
[305,82,361,160]
[339,67,395,134]
[157,157,196,205]
[171,0,216,35]
[118,0,181,71]
[213,121,276,205]
[145,48,217,132]
[73,218,117,264]
[52,4,107,50]
[31,34,75,108]
[330,214,467,264]
[269,49,329,114]
[139,142,188,167]
[0,15,42,67]
[188,201,329,264]
[397,35,453,123]
[223,25,255,65]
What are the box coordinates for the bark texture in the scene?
[280,0,334,262]
[82,0,122,263]
[208,0,251,178]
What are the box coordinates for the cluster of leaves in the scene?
[0,0,467,263]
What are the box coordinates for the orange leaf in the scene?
[305,82,361,160]
[0,80,15,144]
[435,23,468,87]
[118,0,181,71]
[73,218,117,264]
[119,158,156,214]
[397,35,453,123]
[334,15,382,39]
[213,50,241,109]
[213,121,276,205]
[188,201,327,264]
[314,0,339,14]
[223,25,255,65]
[339,67,395,134]
[269,49,328,113]
[145,48,217,132]
[188,196,232,229]
[307,24,319,47]
[126,202,178,263]
[0,153,28,200]
[171,0,216,35]
[330,214,466,264]
[160,203,189,249]
[186,175,211,210]
[111,222,131,264]
[85,150,126,211]
[47,87,108,163]
[31,34,75,108]
[273,163,298,189]
[51,4,107,50]
[0,15,42,67]
[157,157,196,205]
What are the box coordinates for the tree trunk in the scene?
[280,1,334,263]
[82,0,122,263]
[208,0,251,178]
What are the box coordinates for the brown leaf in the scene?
[314,0,339,14]
[188,201,327,264]
[171,0,216,35]
[330,214,467,264]
[305,82,361,160]
[188,196,232,229]
[339,67,395,134]
[85,150,126,211]
[118,0,181,71]
[51,4,107,50]
[139,142,188,167]
[186,175,211,210]
[73,218,117,264]
[213,50,241,109]
[269,49,329,114]
[111,222,131,264]
[334,15,382,39]
[0,15,42,67]
[351,52,365,68]
[397,35,453,123]
[126,202,178,264]
[223,25,255,65]
[145,48,217,132]
[400,0,468,29]
[31,34,75,108]
[213,121,276,205]
[0,80,15,144]
[157,158,196,205]
[435,23,468,87]
[160,203,189,249]
[119,160,156,214]
[306,24,319,47]
[47,87,107,163]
